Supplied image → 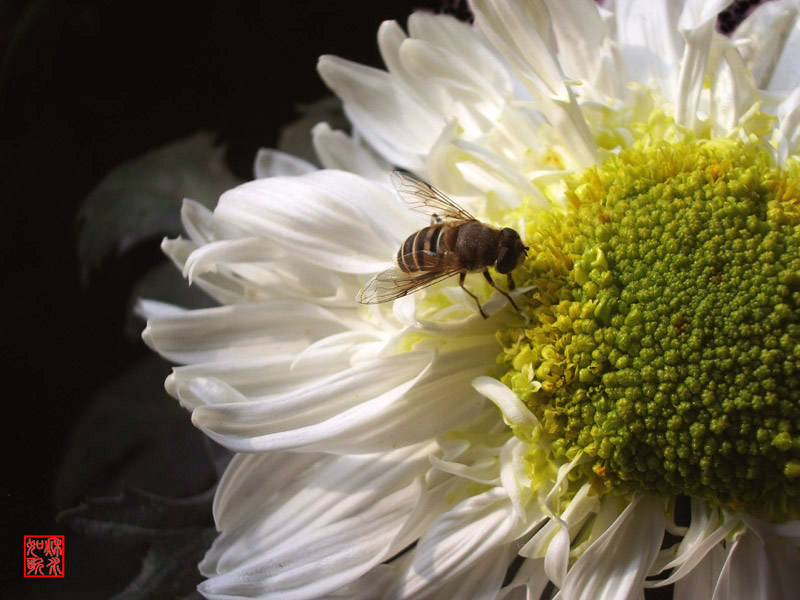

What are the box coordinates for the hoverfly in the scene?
[356,171,529,318]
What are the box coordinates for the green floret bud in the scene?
[498,139,800,522]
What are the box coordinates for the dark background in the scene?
[2,1,441,596]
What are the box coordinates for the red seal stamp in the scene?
[23,535,64,578]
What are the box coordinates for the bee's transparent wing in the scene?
[391,170,475,223]
[357,262,463,304]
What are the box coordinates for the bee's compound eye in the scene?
[495,246,516,273]
[496,228,524,273]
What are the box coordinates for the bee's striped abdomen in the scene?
[397,224,446,272]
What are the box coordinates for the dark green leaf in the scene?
[110,528,217,600]
[77,132,242,281]
[58,486,214,542]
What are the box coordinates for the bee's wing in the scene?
[391,170,476,223]
[357,258,463,304]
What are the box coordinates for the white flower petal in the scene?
[205,444,434,573]
[777,86,800,161]
[253,148,316,179]
[389,488,535,599]
[317,55,440,171]
[423,544,516,600]
[136,298,186,320]
[749,0,800,93]
[322,564,398,600]
[497,557,549,600]
[707,39,760,137]
[733,0,800,90]
[166,346,361,408]
[398,39,505,137]
[472,376,539,430]
[200,478,423,600]
[471,0,599,168]
[160,237,255,305]
[143,301,354,364]
[430,453,500,486]
[180,197,248,245]
[500,436,533,521]
[520,483,599,581]
[673,543,727,600]
[471,0,564,100]
[406,12,514,99]
[311,122,390,180]
[675,0,732,130]
[160,236,195,272]
[647,499,738,588]
[556,495,665,600]
[180,198,216,244]
[194,342,497,453]
[711,524,800,600]
[542,0,622,97]
[190,351,433,451]
[608,0,683,97]
[210,451,323,533]
[214,169,420,274]
[182,237,278,283]
[429,131,549,210]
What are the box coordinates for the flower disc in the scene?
[500,139,800,521]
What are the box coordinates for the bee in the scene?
[357,171,529,318]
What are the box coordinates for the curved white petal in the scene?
[733,0,799,90]
[205,443,434,574]
[420,543,516,600]
[543,0,625,98]
[200,477,424,600]
[673,543,727,600]
[709,41,761,137]
[608,0,683,98]
[471,0,564,100]
[472,376,539,430]
[161,237,256,305]
[166,344,370,410]
[406,12,514,99]
[214,169,420,274]
[675,0,732,130]
[389,488,537,599]
[253,148,316,179]
[520,482,599,586]
[317,55,440,171]
[777,86,800,162]
[499,436,533,521]
[755,0,800,93]
[647,499,738,588]
[556,495,665,600]
[311,123,390,181]
[210,451,324,533]
[193,342,496,454]
[179,198,216,244]
[497,556,549,600]
[142,301,356,364]
[182,237,278,283]
[191,350,433,451]
[471,0,599,168]
[711,524,800,600]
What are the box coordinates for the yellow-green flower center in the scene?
[498,139,800,521]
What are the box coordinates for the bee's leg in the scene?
[483,270,521,313]
[431,213,443,224]
[460,272,487,318]
[506,272,516,291]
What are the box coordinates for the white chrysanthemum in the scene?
[142,1,800,599]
